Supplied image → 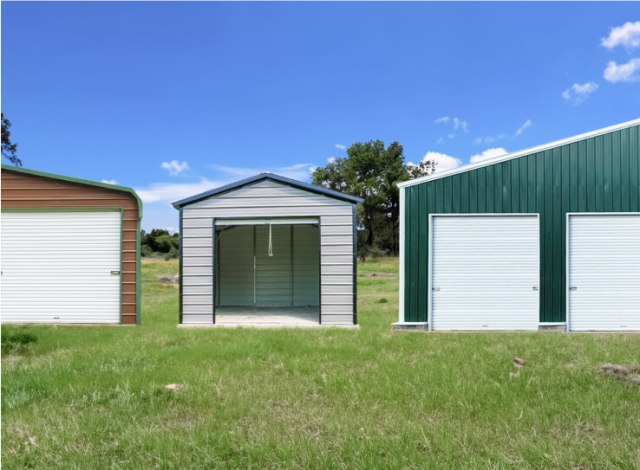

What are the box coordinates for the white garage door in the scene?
[568,214,640,332]
[430,215,539,331]
[1,211,122,324]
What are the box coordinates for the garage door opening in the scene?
[214,219,320,326]
[429,214,540,331]
[567,213,640,331]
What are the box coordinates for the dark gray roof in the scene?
[172,172,363,208]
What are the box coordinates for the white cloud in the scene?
[101,179,118,185]
[603,58,640,83]
[136,178,227,204]
[334,143,346,150]
[435,116,450,124]
[474,134,507,145]
[452,117,468,132]
[601,21,640,50]
[327,157,336,164]
[436,137,445,144]
[420,151,462,171]
[161,160,190,176]
[562,82,599,104]
[210,162,315,182]
[470,147,509,164]
[515,119,533,136]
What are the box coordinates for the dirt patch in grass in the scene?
[157,275,179,286]
[367,273,398,278]
[599,363,640,385]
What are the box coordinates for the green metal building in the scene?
[397,119,640,331]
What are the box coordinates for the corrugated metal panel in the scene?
[1,211,121,324]
[180,180,354,325]
[293,225,320,306]
[568,214,640,331]
[256,224,293,307]
[431,216,539,330]
[404,124,640,323]
[218,226,254,306]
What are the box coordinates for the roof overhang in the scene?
[398,117,640,189]
[172,172,363,208]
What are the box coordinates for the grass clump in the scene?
[1,331,37,354]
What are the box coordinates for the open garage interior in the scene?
[215,219,320,326]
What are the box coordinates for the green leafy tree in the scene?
[313,141,437,256]
[2,113,21,166]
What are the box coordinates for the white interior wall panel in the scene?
[431,215,539,331]
[568,214,640,331]
[1,211,121,323]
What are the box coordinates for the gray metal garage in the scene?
[173,173,362,327]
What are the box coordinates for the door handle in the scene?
[432,287,440,291]
[569,286,578,291]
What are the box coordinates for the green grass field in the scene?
[2,258,639,468]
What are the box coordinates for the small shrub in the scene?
[141,244,154,257]
[368,247,387,260]
[376,298,388,304]
[164,246,179,260]
[1,331,37,354]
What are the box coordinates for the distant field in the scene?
[2,257,639,468]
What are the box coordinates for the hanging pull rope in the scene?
[268,222,274,257]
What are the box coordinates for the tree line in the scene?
[312,140,435,258]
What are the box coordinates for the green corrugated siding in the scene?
[404,124,640,323]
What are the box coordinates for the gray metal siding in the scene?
[217,226,254,306]
[181,180,354,325]
[293,224,320,306]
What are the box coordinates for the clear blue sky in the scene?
[2,2,639,230]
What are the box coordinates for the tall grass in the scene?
[2,258,639,468]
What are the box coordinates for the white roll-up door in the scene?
[1,211,122,324]
[430,215,539,331]
[567,214,640,332]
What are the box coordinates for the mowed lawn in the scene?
[2,258,639,469]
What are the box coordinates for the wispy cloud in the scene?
[474,134,507,145]
[562,82,599,104]
[601,21,640,50]
[515,119,533,136]
[603,58,640,83]
[452,117,468,133]
[436,137,445,145]
[136,178,227,204]
[435,116,468,132]
[327,157,336,164]
[100,179,118,185]
[138,162,316,206]
[415,151,462,171]
[210,163,315,182]
[470,147,509,164]
[334,143,347,150]
[161,160,190,176]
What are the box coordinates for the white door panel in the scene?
[1,211,121,323]
[431,215,539,331]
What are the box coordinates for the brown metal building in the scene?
[1,165,142,324]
